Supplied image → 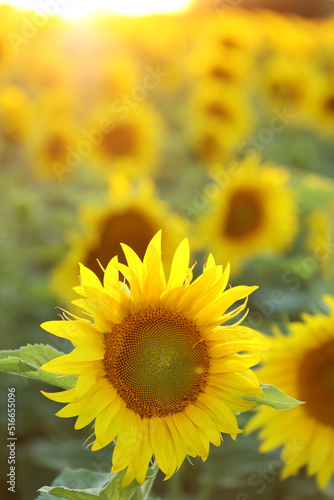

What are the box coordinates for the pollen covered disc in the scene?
[103,307,210,419]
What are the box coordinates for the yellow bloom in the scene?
[187,118,235,165]
[187,81,253,166]
[51,175,188,303]
[306,75,334,137]
[199,12,259,55]
[306,201,334,278]
[260,54,314,119]
[256,12,315,58]
[187,43,252,88]
[85,104,161,177]
[27,114,80,181]
[42,232,268,487]
[246,295,334,489]
[0,85,30,142]
[195,156,298,273]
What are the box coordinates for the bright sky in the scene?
[3,0,193,18]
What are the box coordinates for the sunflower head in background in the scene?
[51,174,188,304]
[41,231,269,487]
[84,103,162,178]
[246,294,334,489]
[194,155,298,274]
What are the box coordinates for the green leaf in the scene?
[242,384,304,410]
[38,467,158,500]
[0,344,77,389]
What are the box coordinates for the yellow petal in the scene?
[40,320,102,345]
[185,404,221,447]
[120,464,136,488]
[112,410,142,471]
[196,392,240,435]
[173,412,209,458]
[131,419,153,484]
[41,387,76,403]
[163,238,190,293]
[121,243,143,286]
[93,396,125,450]
[150,418,177,479]
[79,262,103,289]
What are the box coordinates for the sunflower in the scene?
[199,12,259,55]
[187,43,252,88]
[257,12,315,58]
[187,81,253,166]
[195,156,298,273]
[51,175,188,303]
[27,114,80,180]
[86,104,161,177]
[260,54,313,119]
[41,231,268,487]
[306,201,334,278]
[0,85,30,143]
[246,295,334,489]
[187,118,236,165]
[306,75,334,137]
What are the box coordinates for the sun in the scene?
[5,0,193,19]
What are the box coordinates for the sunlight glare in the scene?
[3,0,193,19]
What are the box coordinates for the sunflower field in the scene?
[1,1,334,499]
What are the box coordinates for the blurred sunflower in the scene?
[96,54,139,102]
[306,201,334,278]
[306,76,334,136]
[260,54,313,118]
[42,231,268,487]
[195,156,298,273]
[258,12,315,58]
[187,44,251,88]
[86,104,161,176]
[187,118,235,165]
[0,85,30,143]
[246,294,334,489]
[187,82,253,166]
[51,175,188,303]
[27,115,80,180]
[201,12,259,54]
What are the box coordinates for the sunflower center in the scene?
[270,81,300,103]
[196,134,220,162]
[103,307,210,419]
[224,189,263,239]
[205,103,232,121]
[298,339,334,427]
[210,66,234,82]
[84,209,157,282]
[46,134,67,160]
[324,95,334,114]
[101,124,137,158]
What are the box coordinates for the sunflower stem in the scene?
[142,461,159,499]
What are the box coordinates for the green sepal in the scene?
[243,384,304,410]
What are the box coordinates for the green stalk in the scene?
[141,461,159,499]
